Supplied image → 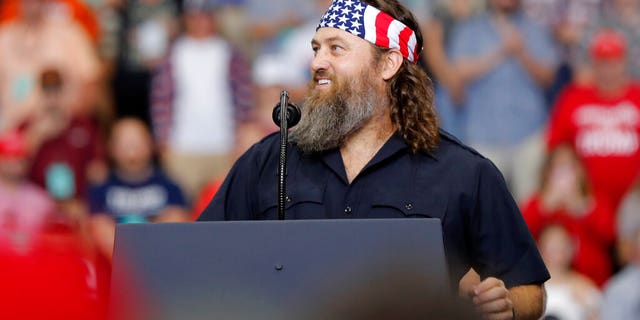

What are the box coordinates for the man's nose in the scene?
[310,50,330,73]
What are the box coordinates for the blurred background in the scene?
[0,0,639,319]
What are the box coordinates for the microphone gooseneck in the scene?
[273,90,300,220]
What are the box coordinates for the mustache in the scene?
[312,69,331,79]
[307,70,334,93]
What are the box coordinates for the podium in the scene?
[110,218,450,320]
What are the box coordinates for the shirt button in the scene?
[405,203,413,210]
[344,206,352,214]
[286,196,292,203]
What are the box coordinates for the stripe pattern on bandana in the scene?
[317,0,419,63]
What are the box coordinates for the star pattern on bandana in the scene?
[317,0,419,63]
[318,0,366,37]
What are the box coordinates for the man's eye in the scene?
[332,45,342,51]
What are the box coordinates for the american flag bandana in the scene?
[317,0,419,63]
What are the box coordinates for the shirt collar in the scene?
[370,131,410,164]
[313,131,436,184]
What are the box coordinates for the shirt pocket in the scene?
[257,184,326,220]
[368,188,447,221]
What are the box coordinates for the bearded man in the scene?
[198,1,548,319]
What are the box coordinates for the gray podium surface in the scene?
[110,218,449,319]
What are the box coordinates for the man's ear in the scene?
[380,49,404,81]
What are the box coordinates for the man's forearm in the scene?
[508,284,546,320]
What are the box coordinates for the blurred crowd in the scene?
[0,0,639,319]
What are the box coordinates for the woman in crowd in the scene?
[521,144,616,287]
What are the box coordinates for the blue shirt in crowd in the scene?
[444,12,558,147]
[89,169,186,223]
[198,131,550,288]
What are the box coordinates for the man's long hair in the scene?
[364,0,439,153]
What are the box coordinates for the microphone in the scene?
[272,97,301,127]
[272,90,300,220]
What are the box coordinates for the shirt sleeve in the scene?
[469,159,550,288]
[229,46,255,124]
[150,55,175,146]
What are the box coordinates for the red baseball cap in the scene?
[0,131,27,158]
[590,29,627,60]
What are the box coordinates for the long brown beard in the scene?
[290,70,378,154]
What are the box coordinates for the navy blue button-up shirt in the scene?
[199,131,549,288]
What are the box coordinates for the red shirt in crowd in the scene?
[521,193,616,287]
[0,224,109,320]
[547,83,640,210]
[26,116,104,200]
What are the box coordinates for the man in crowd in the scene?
[199,1,548,319]
[576,0,640,83]
[150,0,254,201]
[443,0,558,202]
[547,29,640,211]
